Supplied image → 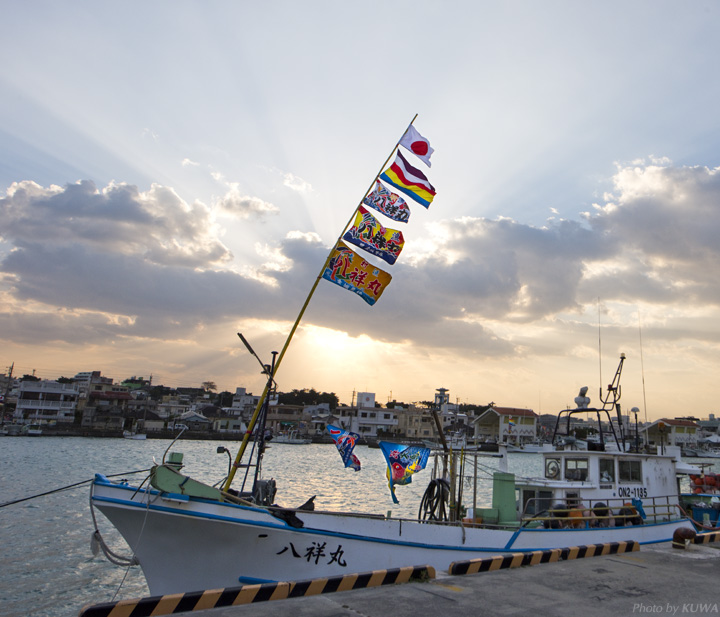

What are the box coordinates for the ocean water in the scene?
[1,437,715,617]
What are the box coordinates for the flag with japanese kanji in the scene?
[321,241,392,306]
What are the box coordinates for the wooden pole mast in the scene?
[222,115,419,492]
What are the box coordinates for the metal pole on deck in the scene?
[473,453,478,521]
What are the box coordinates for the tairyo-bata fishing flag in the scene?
[343,206,405,265]
[399,125,434,167]
[380,150,436,208]
[379,442,430,504]
[322,241,392,306]
[363,180,411,223]
[327,425,361,471]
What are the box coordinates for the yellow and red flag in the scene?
[342,206,405,265]
[322,241,392,306]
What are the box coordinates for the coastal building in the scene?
[120,376,152,390]
[697,413,720,437]
[156,395,192,420]
[328,393,399,439]
[266,403,311,436]
[397,404,437,441]
[14,379,79,424]
[80,379,133,430]
[641,418,699,448]
[213,416,246,433]
[176,410,211,431]
[356,405,398,438]
[472,406,538,444]
[224,387,262,418]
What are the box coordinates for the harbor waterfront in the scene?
[1,436,719,617]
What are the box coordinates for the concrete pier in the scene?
[80,538,720,617]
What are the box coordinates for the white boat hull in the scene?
[123,431,147,440]
[91,475,695,596]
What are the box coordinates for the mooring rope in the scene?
[0,468,151,508]
[89,481,143,568]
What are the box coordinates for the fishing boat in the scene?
[122,430,147,440]
[23,423,43,436]
[423,431,469,451]
[90,353,700,596]
[505,441,550,454]
[272,430,311,445]
[90,120,702,593]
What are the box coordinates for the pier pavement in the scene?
[81,539,720,617]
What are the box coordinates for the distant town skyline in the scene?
[3,4,720,421]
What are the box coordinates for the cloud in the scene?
[584,162,720,304]
[2,160,720,364]
[282,172,312,194]
[1,180,231,268]
[215,184,280,218]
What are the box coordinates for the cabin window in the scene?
[599,459,615,483]
[619,460,642,483]
[545,458,561,479]
[564,458,589,481]
[521,489,553,516]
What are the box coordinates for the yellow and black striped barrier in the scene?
[694,530,720,544]
[448,541,640,576]
[78,565,435,617]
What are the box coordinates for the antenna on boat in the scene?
[597,297,603,402]
[600,353,625,410]
[238,333,277,389]
[638,307,649,424]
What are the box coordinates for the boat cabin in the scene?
[514,449,683,527]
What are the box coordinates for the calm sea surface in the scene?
[1,437,716,617]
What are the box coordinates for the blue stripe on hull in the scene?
[92,479,687,556]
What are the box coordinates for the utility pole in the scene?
[2,362,14,425]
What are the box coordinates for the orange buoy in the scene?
[568,509,584,528]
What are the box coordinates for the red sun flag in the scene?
[411,141,429,156]
[399,125,434,167]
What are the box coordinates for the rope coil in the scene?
[419,478,450,521]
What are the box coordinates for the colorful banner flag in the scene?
[322,241,392,306]
[363,180,411,223]
[327,424,361,471]
[399,125,434,167]
[342,206,405,265]
[380,150,436,208]
[378,442,430,504]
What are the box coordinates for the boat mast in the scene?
[222,115,420,492]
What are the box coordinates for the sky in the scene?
[2,2,720,421]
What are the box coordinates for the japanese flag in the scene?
[399,125,434,167]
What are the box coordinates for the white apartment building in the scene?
[335,392,398,437]
[224,387,262,418]
[14,380,80,423]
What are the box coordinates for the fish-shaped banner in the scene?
[322,241,392,306]
[327,424,361,471]
[378,441,430,504]
[342,206,405,265]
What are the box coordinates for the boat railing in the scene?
[520,494,681,528]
